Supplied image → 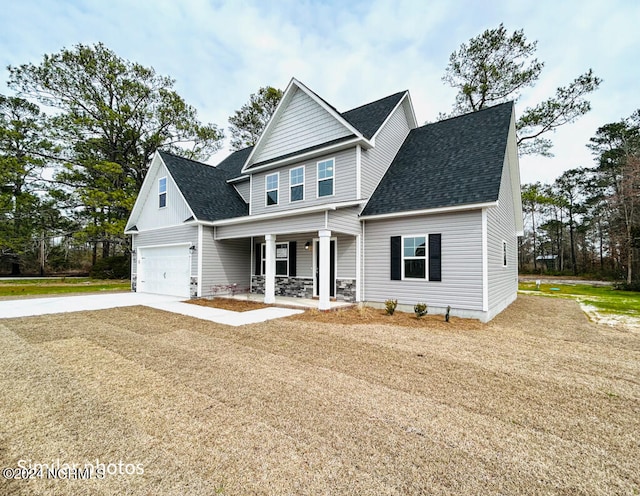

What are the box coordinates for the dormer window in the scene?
[266,173,279,205]
[317,159,334,197]
[158,177,167,208]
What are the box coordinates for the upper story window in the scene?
[317,159,334,197]
[290,166,304,202]
[158,177,167,208]
[266,173,279,206]
[403,236,426,279]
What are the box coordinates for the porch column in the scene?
[318,229,331,310]
[264,234,276,304]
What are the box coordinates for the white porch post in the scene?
[318,229,331,310]
[264,234,276,304]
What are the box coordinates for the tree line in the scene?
[521,111,640,285]
[1,24,608,278]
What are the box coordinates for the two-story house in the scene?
[125,78,523,322]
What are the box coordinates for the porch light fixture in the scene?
[189,245,196,252]
[304,241,311,250]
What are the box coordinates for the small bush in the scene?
[614,281,640,292]
[385,299,398,315]
[90,255,130,279]
[414,302,427,318]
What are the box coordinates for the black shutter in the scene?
[390,236,401,280]
[289,241,297,276]
[429,234,441,282]
[255,243,262,276]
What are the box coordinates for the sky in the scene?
[1,0,639,185]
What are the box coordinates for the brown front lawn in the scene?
[0,295,638,495]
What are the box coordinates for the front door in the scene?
[314,239,336,297]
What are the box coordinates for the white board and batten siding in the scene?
[487,153,519,319]
[200,227,251,297]
[253,87,352,164]
[364,211,484,312]
[250,148,357,216]
[361,102,411,199]
[134,160,193,230]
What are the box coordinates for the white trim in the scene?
[197,224,203,297]
[361,221,366,301]
[401,234,428,280]
[355,144,362,199]
[355,233,361,301]
[313,234,337,300]
[324,210,329,229]
[198,200,364,227]
[482,208,489,312]
[265,171,279,206]
[125,152,197,231]
[370,91,416,142]
[289,165,305,203]
[317,157,335,199]
[125,222,196,235]
[242,78,370,173]
[158,176,167,209]
[360,201,498,220]
[242,137,364,174]
[226,175,249,184]
[136,242,193,250]
[248,174,253,215]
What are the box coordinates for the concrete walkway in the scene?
[0,292,303,326]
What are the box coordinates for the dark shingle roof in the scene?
[215,146,253,178]
[158,151,248,222]
[361,101,513,216]
[341,91,406,139]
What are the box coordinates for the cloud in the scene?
[1,0,638,184]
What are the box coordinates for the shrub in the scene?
[614,281,640,292]
[385,299,397,315]
[414,302,428,318]
[445,305,451,322]
[90,255,130,279]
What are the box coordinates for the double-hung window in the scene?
[158,177,167,208]
[266,173,279,205]
[403,236,426,279]
[290,166,304,202]
[260,242,289,276]
[317,159,334,197]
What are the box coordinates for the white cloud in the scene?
[1,0,638,183]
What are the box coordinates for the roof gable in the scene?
[361,102,514,216]
[159,151,248,222]
[341,91,408,140]
[245,80,364,170]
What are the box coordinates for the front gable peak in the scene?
[242,78,368,172]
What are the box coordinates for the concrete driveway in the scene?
[0,292,302,325]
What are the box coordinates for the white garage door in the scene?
[137,245,191,298]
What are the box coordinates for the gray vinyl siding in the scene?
[363,211,483,310]
[336,234,356,278]
[361,102,411,199]
[328,207,361,236]
[487,154,519,315]
[216,212,326,240]
[250,148,357,215]
[131,224,198,276]
[253,87,352,164]
[233,180,250,203]
[201,227,250,296]
[135,161,193,230]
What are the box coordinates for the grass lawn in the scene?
[0,278,130,297]
[0,295,638,495]
[519,281,640,317]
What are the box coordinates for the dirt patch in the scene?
[188,297,270,312]
[0,294,638,495]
